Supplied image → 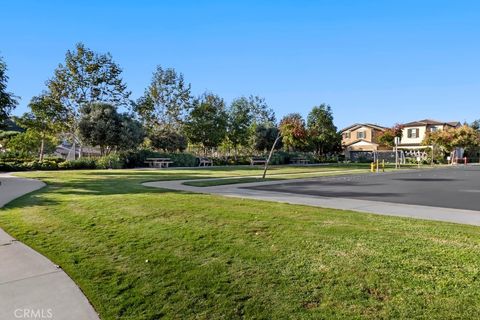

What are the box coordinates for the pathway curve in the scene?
[143,171,480,226]
[0,173,99,320]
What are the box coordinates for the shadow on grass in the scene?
[1,174,204,211]
[1,187,60,210]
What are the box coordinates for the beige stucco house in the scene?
[398,119,460,149]
[341,123,388,157]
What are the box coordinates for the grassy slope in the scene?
[1,167,479,319]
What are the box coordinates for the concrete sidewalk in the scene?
[143,173,480,226]
[0,173,99,320]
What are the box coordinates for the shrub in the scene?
[96,154,124,169]
[0,159,62,171]
[166,153,197,167]
[58,158,97,170]
[0,151,33,162]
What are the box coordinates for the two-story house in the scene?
[341,123,387,158]
[398,119,460,149]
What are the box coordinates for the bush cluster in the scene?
[0,150,200,171]
[0,149,340,172]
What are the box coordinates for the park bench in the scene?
[290,157,309,165]
[198,157,213,167]
[250,157,267,166]
[144,157,174,168]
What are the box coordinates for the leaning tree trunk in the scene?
[262,133,282,179]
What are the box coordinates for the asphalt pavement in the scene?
[247,166,480,211]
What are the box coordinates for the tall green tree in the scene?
[46,43,131,157]
[149,128,187,152]
[227,96,276,155]
[21,94,68,160]
[135,66,191,153]
[307,104,340,155]
[117,114,145,152]
[254,124,282,152]
[79,103,143,155]
[227,97,254,157]
[135,66,192,131]
[0,56,18,127]
[185,93,228,153]
[279,113,308,151]
[7,129,58,155]
[248,95,276,125]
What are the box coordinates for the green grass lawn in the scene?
[1,166,479,319]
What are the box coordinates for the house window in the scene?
[357,131,366,139]
[344,132,350,139]
[407,128,420,138]
[430,127,438,132]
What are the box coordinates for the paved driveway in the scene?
[247,166,480,211]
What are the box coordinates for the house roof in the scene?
[341,123,387,133]
[402,119,460,128]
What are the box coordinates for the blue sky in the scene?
[1,0,479,129]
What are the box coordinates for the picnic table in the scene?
[290,158,309,165]
[198,157,213,167]
[250,157,267,166]
[144,157,174,168]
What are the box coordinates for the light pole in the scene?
[394,137,400,169]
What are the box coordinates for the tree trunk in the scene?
[39,137,45,161]
[262,133,282,179]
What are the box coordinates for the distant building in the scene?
[54,143,101,159]
[340,123,388,159]
[398,119,460,149]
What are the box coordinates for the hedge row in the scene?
[0,150,341,172]
[0,152,200,171]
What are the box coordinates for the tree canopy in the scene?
[307,104,340,155]
[47,43,131,126]
[185,93,228,151]
[135,66,192,131]
[377,124,404,147]
[149,127,187,152]
[226,96,275,149]
[423,125,480,153]
[279,113,308,151]
[226,97,254,151]
[79,103,144,155]
[254,124,282,152]
[20,94,69,160]
[0,56,18,127]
